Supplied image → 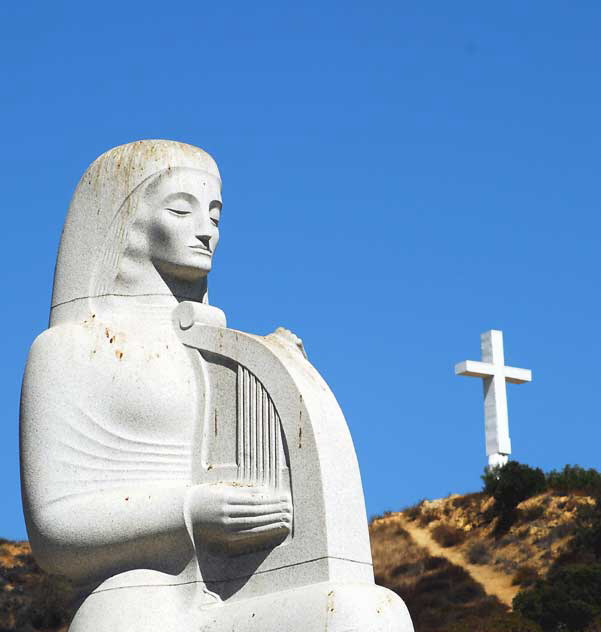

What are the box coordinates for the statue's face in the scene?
[144,169,222,282]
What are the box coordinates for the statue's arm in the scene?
[20,328,194,581]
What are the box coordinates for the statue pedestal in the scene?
[70,578,414,632]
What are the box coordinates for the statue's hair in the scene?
[92,170,166,298]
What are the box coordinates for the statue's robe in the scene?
[22,316,201,584]
[22,310,414,631]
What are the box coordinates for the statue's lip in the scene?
[189,244,212,254]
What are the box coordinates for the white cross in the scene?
[455,330,532,469]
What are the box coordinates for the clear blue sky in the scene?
[2,2,600,540]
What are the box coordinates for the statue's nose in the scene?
[194,211,213,245]
[195,234,211,251]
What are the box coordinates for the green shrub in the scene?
[571,494,601,561]
[513,564,601,631]
[482,461,547,532]
[483,462,601,502]
[482,461,547,511]
[547,466,601,496]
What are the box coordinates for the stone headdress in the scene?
[50,140,221,326]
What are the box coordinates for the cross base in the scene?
[487,452,509,470]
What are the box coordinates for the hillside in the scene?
[371,491,593,631]
[0,539,72,632]
[1,482,599,631]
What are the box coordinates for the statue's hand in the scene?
[268,327,308,359]
[186,484,292,554]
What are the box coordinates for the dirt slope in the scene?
[397,514,518,606]
[370,490,593,631]
[370,517,507,631]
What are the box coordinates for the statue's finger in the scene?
[227,503,291,517]
[228,522,290,539]
[224,493,281,506]
[225,514,289,530]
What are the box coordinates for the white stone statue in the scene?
[20,140,414,631]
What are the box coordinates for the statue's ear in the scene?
[268,327,308,360]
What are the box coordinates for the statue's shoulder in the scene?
[27,320,109,370]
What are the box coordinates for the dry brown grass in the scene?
[370,514,507,632]
[0,540,74,632]
[398,491,592,582]
[371,490,595,630]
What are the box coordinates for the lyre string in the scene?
[237,365,280,490]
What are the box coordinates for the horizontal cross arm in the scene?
[504,366,532,384]
[455,360,532,384]
[455,360,495,378]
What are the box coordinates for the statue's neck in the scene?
[93,295,225,335]
[111,244,208,300]
[91,253,215,332]
[91,295,177,332]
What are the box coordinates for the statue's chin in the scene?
[154,259,211,285]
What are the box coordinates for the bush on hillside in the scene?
[512,565,539,587]
[466,541,492,565]
[418,507,439,527]
[381,555,507,631]
[431,524,466,548]
[447,613,543,631]
[403,500,424,521]
[513,564,601,631]
[547,466,601,496]
[571,493,601,562]
[482,462,547,511]
[0,559,75,632]
[17,573,73,631]
[482,461,547,533]
[483,462,601,499]
[452,491,485,510]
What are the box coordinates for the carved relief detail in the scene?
[237,365,281,489]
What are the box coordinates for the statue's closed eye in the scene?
[209,201,221,228]
[167,208,191,216]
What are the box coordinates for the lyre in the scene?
[174,300,372,601]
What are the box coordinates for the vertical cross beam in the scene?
[481,330,511,460]
[455,330,532,469]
